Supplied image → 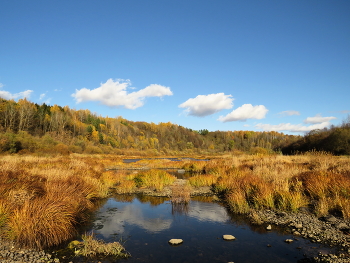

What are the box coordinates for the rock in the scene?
[285,239,294,243]
[295,223,303,229]
[266,225,272,230]
[168,239,183,245]
[324,215,337,223]
[335,223,349,230]
[223,235,236,241]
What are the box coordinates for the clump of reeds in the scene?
[0,155,126,249]
[73,233,129,258]
[171,184,191,204]
[211,153,350,218]
[9,199,77,249]
[182,161,207,173]
[188,174,218,187]
[133,169,176,191]
[248,210,264,225]
[115,180,136,194]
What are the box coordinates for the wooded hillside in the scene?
[0,98,322,155]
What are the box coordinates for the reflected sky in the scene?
[94,198,173,237]
[86,195,337,263]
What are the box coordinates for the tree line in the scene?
[5,98,344,155]
[280,116,350,155]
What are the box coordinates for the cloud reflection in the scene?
[95,202,172,238]
[188,201,229,223]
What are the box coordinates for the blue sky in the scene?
[1,0,349,134]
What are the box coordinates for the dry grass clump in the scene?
[297,170,350,217]
[78,233,129,258]
[133,169,176,191]
[9,199,77,249]
[182,160,207,173]
[188,174,218,187]
[0,155,124,249]
[171,184,191,204]
[212,154,350,218]
[115,180,136,194]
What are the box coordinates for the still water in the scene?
[85,195,334,263]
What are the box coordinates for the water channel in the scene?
[82,194,334,263]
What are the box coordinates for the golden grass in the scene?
[9,198,77,249]
[171,184,191,203]
[77,233,129,258]
[188,174,218,187]
[0,155,123,249]
[211,154,350,217]
[0,152,349,251]
[133,169,176,191]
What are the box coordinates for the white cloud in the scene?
[218,104,268,122]
[0,88,33,100]
[304,114,337,124]
[0,83,4,88]
[72,79,173,109]
[179,93,233,117]
[39,93,46,100]
[278,110,300,116]
[256,122,332,133]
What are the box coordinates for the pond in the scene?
[81,194,335,263]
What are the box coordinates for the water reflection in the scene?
[171,202,189,216]
[93,198,172,238]
[87,195,336,263]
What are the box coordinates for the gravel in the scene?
[251,209,350,263]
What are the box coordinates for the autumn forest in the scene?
[0,98,349,156]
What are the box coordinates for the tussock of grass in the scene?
[188,174,217,187]
[0,155,122,249]
[76,233,129,258]
[9,199,77,249]
[211,154,350,218]
[133,169,176,191]
[171,184,191,204]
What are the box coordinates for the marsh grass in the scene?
[133,169,176,190]
[9,199,77,249]
[0,155,123,249]
[188,174,218,187]
[212,154,350,218]
[1,153,350,251]
[171,184,191,204]
[74,233,129,258]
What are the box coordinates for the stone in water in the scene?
[223,235,236,240]
[169,239,183,245]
